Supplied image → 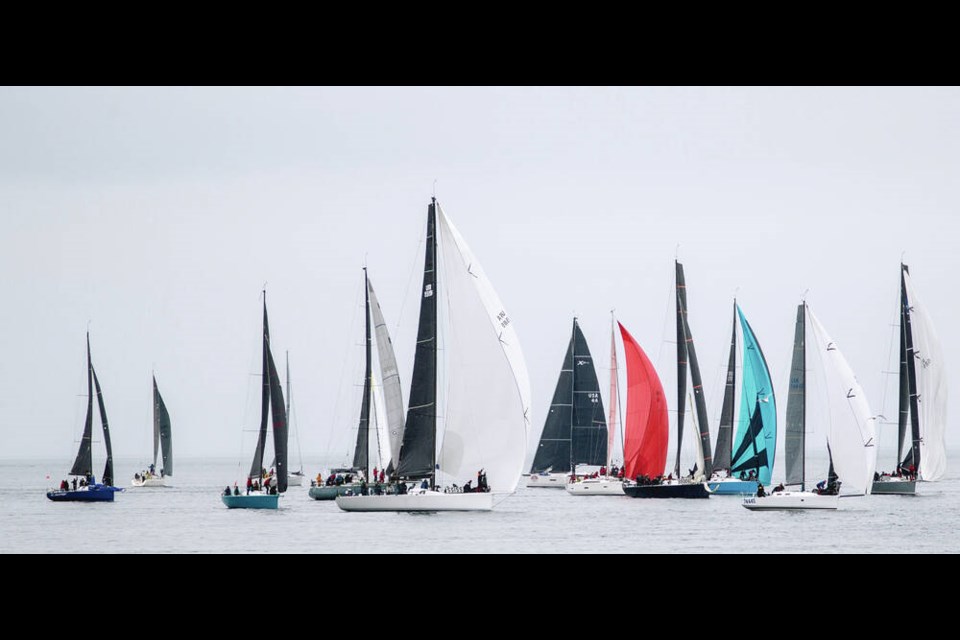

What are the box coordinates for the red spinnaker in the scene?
[618,322,668,479]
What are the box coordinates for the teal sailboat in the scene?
[708,301,776,493]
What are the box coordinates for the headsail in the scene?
[436,202,531,493]
[618,322,669,479]
[730,304,776,485]
[368,277,405,473]
[92,366,114,486]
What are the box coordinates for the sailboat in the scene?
[873,264,947,495]
[47,333,122,502]
[282,353,306,486]
[567,314,627,495]
[131,375,173,487]
[743,302,877,510]
[336,197,531,512]
[624,261,711,498]
[528,318,607,489]
[222,294,288,510]
[706,301,776,495]
[310,268,402,500]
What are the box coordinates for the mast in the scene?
[901,264,922,474]
[675,261,712,478]
[714,300,737,472]
[569,318,577,475]
[675,262,687,477]
[785,303,806,490]
[353,268,373,479]
[249,296,270,480]
[396,198,438,488]
[69,334,95,478]
[607,312,618,470]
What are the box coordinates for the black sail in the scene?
[69,335,95,478]
[675,262,688,477]
[92,366,113,486]
[154,376,173,476]
[571,320,607,467]
[249,300,271,480]
[267,341,288,493]
[677,262,713,478]
[785,304,806,489]
[900,264,922,473]
[352,269,373,475]
[896,279,910,467]
[530,319,607,473]
[713,302,737,472]
[530,326,575,473]
[730,399,768,475]
[397,199,438,484]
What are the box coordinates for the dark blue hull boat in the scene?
[623,482,709,499]
[47,485,120,502]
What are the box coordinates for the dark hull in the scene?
[46,486,118,502]
[623,483,709,499]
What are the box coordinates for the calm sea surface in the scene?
[3,455,958,553]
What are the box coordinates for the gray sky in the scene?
[2,86,956,470]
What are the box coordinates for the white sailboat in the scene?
[132,375,172,487]
[744,303,877,511]
[284,353,306,487]
[337,198,531,512]
[567,313,625,495]
[873,264,947,495]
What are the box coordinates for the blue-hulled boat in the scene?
[48,333,118,503]
[222,293,289,511]
[707,301,777,493]
[222,493,279,509]
[47,484,120,502]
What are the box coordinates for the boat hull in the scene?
[221,494,279,509]
[309,484,361,500]
[742,491,838,510]
[336,491,494,512]
[47,485,118,502]
[287,473,304,487]
[706,479,758,495]
[566,478,624,495]
[525,473,568,488]
[871,479,917,495]
[131,477,167,487]
[623,483,709,499]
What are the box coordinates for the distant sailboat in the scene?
[624,261,711,498]
[337,198,531,512]
[281,353,305,486]
[47,333,122,502]
[132,375,173,487]
[310,268,402,500]
[222,294,288,509]
[743,303,877,510]
[874,264,947,494]
[706,301,777,495]
[529,318,607,489]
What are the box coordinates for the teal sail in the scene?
[730,304,777,485]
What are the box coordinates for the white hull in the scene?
[336,490,494,512]
[742,491,839,510]
[526,473,568,488]
[131,477,167,487]
[287,473,304,487]
[566,478,624,495]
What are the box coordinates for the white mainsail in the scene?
[903,271,948,481]
[807,307,877,495]
[436,204,532,494]
[367,278,406,470]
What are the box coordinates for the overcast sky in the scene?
[1,86,955,472]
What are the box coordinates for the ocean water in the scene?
[3,456,958,553]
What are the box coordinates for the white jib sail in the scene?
[807,306,877,495]
[436,204,532,494]
[903,271,948,481]
[368,278,406,470]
